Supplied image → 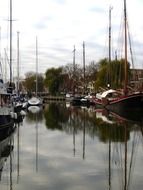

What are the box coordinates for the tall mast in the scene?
[4,48,8,82]
[0,27,1,74]
[83,41,85,94]
[10,0,12,86]
[73,45,76,95]
[0,27,3,79]
[108,7,112,88]
[17,31,20,94]
[36,36,38,97]
[124,0,128,94]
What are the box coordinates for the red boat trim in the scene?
[109,93,143,104]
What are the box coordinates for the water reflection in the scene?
[43,103,143,190]
[1,103,143,190]
[0,124,16,189]
[44,103,136,143]
[44,103,69,130]
[27,106,42,173]
[26,106,43,122]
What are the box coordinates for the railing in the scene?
[43,95,66,102]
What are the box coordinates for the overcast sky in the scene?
[0,0,143,78]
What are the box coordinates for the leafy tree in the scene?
[24,72,44,96]
[44,67,64,95]
[94,58,130,90]
[94,58,108,90]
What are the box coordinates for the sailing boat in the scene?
[94,0,143,113]
[70,43,91,106]
[93,7,116,107]
[80,42,93,106]
[28,37,43,107]
[0,0,16,127]
[13,31,23,113]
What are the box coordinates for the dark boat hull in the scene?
[70,96,83,106]
[106,93,143,113]
[0,116,14,141]
[70,97,91,107]
[14,104,23,113]
[0,115,14,128]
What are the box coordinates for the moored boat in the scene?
[28,37,43,107]
[93,0,143,113]
[0,79,15,127]
[28,96,43,107]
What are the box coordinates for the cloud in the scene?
[0,0,143,78]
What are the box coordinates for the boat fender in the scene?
[10,112,14,118]
[102,98,109,106]
[20,110,26,116]
[14,113,17,119]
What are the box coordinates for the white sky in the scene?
[0,0,143,79]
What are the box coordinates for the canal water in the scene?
[1,103,143,190]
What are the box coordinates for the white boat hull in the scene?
[28,97,42,106]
